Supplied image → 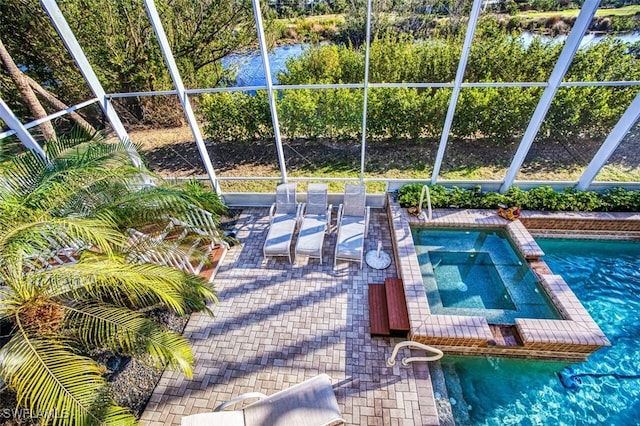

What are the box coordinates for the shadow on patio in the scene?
[140,208,439,425]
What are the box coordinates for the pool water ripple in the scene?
[443,238,640,425]
[413,227,559,323]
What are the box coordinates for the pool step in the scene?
[489,324,523,347]
[368,278,410,337]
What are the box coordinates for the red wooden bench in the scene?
[368,283,390,336]
[385,278,410,334]
[368,278,410,336]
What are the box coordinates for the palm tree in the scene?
[0,132,222,425]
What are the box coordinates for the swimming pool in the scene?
[412,227,560,323]
[441,238,640,425]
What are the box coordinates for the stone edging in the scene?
[387,197,612,361]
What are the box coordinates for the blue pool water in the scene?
[412,227,559,323]
[442,238,640,425]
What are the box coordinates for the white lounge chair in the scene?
[295,183,332,264]
[263,183,302,263]
[181,374,344,426]
[334,184,369,269]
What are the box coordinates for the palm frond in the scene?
[0,333,136,426]
[44,127,103,160]
[36,255,216,315]
[65,303,194,376]
[0,151,49,198]
[179,273,219,314]
[23,163,142,218]
[1,133,148,218]
[125,227,213,277]
[177,179,227,216]
[0,217,122,269]
[96,187,203,230]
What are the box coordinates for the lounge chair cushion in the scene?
[276,183,298,214]
[181,375,343,426]
[306,183,329,215]
[264,213,297,257]
[243,374,343,426]
[296,214,327,257]
[335,215,366,260]
[181,410,244,425]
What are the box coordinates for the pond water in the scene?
[221,43,311,87]
[222,32,639,87]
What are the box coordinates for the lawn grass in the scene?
[129,127,640,194]
[518,5,640,19]
[276,14,345,28]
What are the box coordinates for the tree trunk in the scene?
[25,75,96,135]
[0,37,57,141]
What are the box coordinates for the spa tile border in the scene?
[387,200,612,361]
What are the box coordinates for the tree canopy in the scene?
[0,0,257,127]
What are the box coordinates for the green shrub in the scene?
[561,187,604,212]
[602,187,640,212]
[503,187,529,208]
[524,186,564,210]
[397,183,423,207]
[397,184,640,212]
[200,21,639,145]
[200,91,272,141]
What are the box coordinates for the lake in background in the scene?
[222,32,639,87]
[221,43,311,87]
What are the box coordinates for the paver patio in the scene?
[140,207,440,425]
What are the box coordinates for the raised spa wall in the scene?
[384,196,638,361]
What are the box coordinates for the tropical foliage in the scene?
[200,22,639,144]
[398,183,640,212]
[0,132,222,424]
[0,0,257,126]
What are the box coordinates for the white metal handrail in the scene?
[387,341,444,367]
[417,185,432,221]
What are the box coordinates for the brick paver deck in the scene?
[141,207,439,425]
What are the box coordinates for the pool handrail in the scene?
[417,185,433,221]
[387,341,444,366]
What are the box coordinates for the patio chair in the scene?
[334,184,370,269]
[181,374,344,426]
[295,183,332,264]
[263,183,302,263]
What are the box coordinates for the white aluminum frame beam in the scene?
[360,0,373,182]
[0,97,50,162]
[40,0,142,168]
[252,0,288,183]
[0,98,98,140]
[576,90,640,190]
[143,0,220,193]
[100,80,640,101]
[430,0,484,185]
[499,0,601,193]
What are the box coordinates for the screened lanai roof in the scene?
[1,0,639,196]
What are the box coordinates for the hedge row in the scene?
[200,22,639,144]
[397,184,640,212]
